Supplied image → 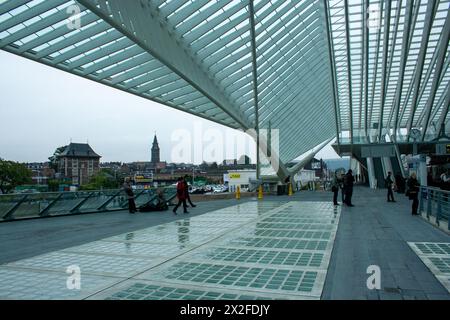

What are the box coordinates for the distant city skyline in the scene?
[0,51,340,164]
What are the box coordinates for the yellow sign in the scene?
[229,173,241,179]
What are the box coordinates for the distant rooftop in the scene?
[58,143,101,158]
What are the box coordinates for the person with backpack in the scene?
[385,171,396,202]
[173,177,189,215]
[406,172,420,215]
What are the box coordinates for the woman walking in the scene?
[407,172,420,215]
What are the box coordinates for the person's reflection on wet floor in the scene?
[177,220,190,249]
[125,232,134,252]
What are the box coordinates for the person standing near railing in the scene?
[123,177,136,214]
[406,172,420,216]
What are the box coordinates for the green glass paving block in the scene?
[304,271,318,277]
[113,292,129,298]
[290,271,303,276]
[281,286,296,291]
[288,277,302,283]
[190,290,204,296]
[222,294,238,299]
[174,289,189,294]
[146,285,160,290]
[183,295,198,300]
[266,284,280,290]
[302,279,316,285]
[205,279,218,284]
[138,289,152,295]
[129,294,144,300]
[284,281,299,287]
[151,291,167,298]
[276,270,289,275]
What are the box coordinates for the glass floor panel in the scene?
[0,268,119,300]
[408,242,450,293]
[89,279,312,300]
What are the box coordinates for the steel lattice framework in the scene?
[0,0,449,179]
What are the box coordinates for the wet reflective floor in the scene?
[0,201,341,300]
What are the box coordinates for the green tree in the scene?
[47,179,60,192]
[48,145,66,171]
[79,169,120,190]
[0,159,33,194]
[209,162,218,170]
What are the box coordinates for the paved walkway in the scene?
[0,187,449,300]
[320,187,450,300]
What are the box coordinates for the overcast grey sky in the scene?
[0,51,339,164]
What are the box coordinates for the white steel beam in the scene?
[77,0,252,130]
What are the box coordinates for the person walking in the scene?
[123,177,136,214]
[184,175,196,208]
[407,172,420,215]
[331,173,340,206]
[385,171,396,202]
[173,177,189,215]
[343,169,355,206]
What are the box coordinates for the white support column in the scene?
[418,155,427,187]
[382,157,393,177]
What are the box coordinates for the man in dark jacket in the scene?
[123,177,136,214]
[385,171,396,202]
[184,175,196,208]
[394,173,405,193]
[343,169,355,206]
[407,172,420,215]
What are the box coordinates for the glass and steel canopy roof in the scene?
[0,0,449,167]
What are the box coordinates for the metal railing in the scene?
[0,187,177,222]
[419,186,450,230]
